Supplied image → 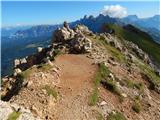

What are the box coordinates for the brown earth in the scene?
[10,54,98,120]
[8,54,160,120]
[52,54,98,120]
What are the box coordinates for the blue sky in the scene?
[2,1,160,26]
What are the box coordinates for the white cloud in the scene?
[101,5,127,18]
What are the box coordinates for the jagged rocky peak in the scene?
[52,21,93,43]
[52,21,75,43]
[11,22,93,76]
[52,21,92,53]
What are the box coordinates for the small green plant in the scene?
[132,100,141,113]
[89,88,98,106]
[95,111,104,120]
[103,79,121,96]
[38,63,52,71]
[89,63,111,106]
[135,58,160,89]
[88,35,126,63]
[135,83,144,93]
[123,79,144,93]
[18,68,32,79]
[16,73,25,81]
[124,79,135,88]
[107,111,127,120]
[7,111,21,120]
[43,85,58,99]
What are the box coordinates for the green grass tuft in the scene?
[43,85,58,99]
[89,88,98,106]
[123,79,144,93]
[132,100,141,113]
[7,111,21,120]
[37,63,52,71]
[103,79,121,96]
[18,68,32,79]
[136,60,160,87]
[88,35,126,63]
[107,111,127,120]
[103,24,160,66]
[89,63,110,106]
[135,83,144,93]
[95,111,104,120]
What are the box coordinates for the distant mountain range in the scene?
[12,25,61,38]
[70,14,124,32]
[122,15,160,43]
[1,14,160,77]
[123,15,160,30]
[1,25,32,37]
[3,14,159,44]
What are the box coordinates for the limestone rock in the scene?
[121,93,127,98]
[100,101,107,106]
[0,100,41,120]
[37,47,43,52]
[127,41,150,63]
[14,59,20,68]
[70,33,92,53]
[74,24,92,34]
[52,21,75,43]
[14,68,22,76]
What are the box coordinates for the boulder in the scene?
[0,100,41,120]
[108,73,115,81]
[129,42,150,62]
[100,101,107,106]
[100,33,124,52]
[70,33,92,53]
[14,68,22,76]
[37,47,43,53]
[74,24,92,34]
[20,58,27,64]
[14,59,20,68]
[52,21,75,43]
[121,93,127,98]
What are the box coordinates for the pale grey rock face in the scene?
[70,33,92,53]
[37,47,43,53]
[51,22,92,53]
[14,68,22,76]
[0,100,41,120]
[52,22,75,43]
[126,41,150,62]
[0,101,13,120]
[20,58,27,64]
[14,59,20,68]
[74,24,92,34]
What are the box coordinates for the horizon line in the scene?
[2,13,160,28]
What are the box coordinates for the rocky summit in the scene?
[1,22,160,120]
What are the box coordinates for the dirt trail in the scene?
[52,54,97,120]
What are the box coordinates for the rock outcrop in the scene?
[126,41,150,63]
[51,21,92,54]
[1,21,160,120]
[1,22,93,102]
[0,100,40,120]
[70,33,92,53]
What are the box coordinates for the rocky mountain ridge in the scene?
[9,14,160,44]
[1,22,160,120]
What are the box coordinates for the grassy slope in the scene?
[103,24,160,66]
